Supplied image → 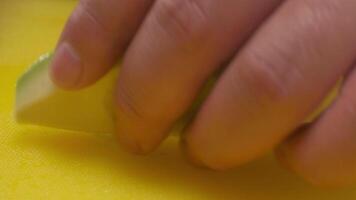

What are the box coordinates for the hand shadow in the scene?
[15,128,356,200]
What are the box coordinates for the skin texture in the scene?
[50,0,356,187]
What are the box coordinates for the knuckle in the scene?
[153,0,208,40]
[116,83,145,121]
[75,0,116,40]
[235,49,294,102]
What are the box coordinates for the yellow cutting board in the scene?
[1,1,355,199]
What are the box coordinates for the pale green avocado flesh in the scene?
[15,53,202,135]
[15,53,338,135]
[16,53,117,134]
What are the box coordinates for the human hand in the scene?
[50,0,356,187]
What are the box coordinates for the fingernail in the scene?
[50,42,82,89]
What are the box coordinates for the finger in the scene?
[184,0,356,169]
[115,0,282,154]
[50,0,154,89]
[277,67,356,187]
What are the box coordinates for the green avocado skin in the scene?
[16,53,54,113]
[17,53,53,91]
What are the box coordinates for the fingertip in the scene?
[276,138,351,188]
[275,142,297,174]
[180,135,207,169]
[114,107,162,155]
[51,0,154,90]
[50,42,83,89]
[275,126,308,173]
[115,126,157,155]
[116,131,152,155]
[181,132,235,171]
[275,139,324,187]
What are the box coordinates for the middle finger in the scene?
[115,0,282,153]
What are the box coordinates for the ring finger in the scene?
[184,0,356,169]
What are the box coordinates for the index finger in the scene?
[50,0,154,89]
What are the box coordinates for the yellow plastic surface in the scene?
[1,1,356,199]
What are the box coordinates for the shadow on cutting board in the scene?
[15,128,356,200]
